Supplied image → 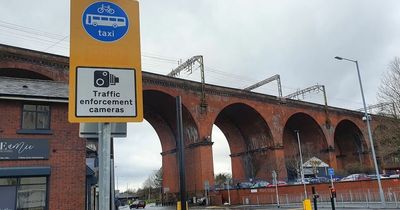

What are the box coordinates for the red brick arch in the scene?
[334,119,369,171]
[212,102,274,182]
[142,89,201,193]
[0,58,68,81]
[282,112,329,181]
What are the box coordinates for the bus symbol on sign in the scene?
[82,1,129,42]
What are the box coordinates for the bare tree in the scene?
[214,173,232,188]
[141,167,162,189]
[374,118,400,169]
[375,57,400,170]
[377,57,400,116]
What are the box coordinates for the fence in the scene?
[238,186,400,208]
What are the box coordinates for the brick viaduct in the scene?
[0,44,377,196]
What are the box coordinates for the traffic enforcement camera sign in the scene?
[69,0,143,123]
[76,67,137,117]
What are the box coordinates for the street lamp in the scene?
[294,130,307,199]
[226,179,231,205]
[334,56,385,206]
[115,166,119,191]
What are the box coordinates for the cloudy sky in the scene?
[1,0,400,191]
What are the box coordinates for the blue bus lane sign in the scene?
[82,1,129,42]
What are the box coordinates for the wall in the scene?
[215,178,400,205]
[0,100,86,210]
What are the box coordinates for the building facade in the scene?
[0,44,87,210]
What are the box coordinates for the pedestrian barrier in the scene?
[236,186,400,208]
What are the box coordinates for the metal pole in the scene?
[335,57,386,206]
[99,122,112,210]
[295,130,307,199]
[227,180,231,205]
[312,186,318,210]
[275,181,280,207]
[330,174,337,207]
[272,170,280,208]
[176,96,186,210]
[116,168,119,191]
[111,143,115,210]
[354,61,385,206]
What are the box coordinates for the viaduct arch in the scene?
[0,44,381,196]
[282,112,329,181]
[213,103,274,183]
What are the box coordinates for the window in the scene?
[101,17,108,20]
[0,177,47,210]
[22,104,50,130]
[93,16,100,20]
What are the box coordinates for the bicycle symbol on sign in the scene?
[97,4,115,14]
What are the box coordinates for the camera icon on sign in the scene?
[94,70,119,87]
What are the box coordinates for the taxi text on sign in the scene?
[69,0,143,123]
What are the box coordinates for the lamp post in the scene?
[294,130,307,199]
[115,166,119,191]
[334,56,385,206]
[226,179,231,205]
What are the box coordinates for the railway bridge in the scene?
[0,44,378,195]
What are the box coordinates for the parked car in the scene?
[389,174,400,178]
[130,200,146,209]
[341,173,370,182]
[267,181,288,187]
[293,178,311,185]
[237,181,253,189]
[310,177,330,183]
[251,181,270,188]
[367,174,389,179]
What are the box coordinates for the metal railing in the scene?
[239,187,400,208]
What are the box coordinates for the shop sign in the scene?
[0,139,49,160]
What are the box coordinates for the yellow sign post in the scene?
[69,0,143,123]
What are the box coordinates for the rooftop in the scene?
[0,76,68,101]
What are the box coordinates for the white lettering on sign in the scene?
[0,141,34,154]
[98,29,115,37]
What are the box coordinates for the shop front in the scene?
[0,138,50,210]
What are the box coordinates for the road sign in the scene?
[69,0,143,123]
[75,67,137,118]
[328,167,334,176]
[82,1,129,42]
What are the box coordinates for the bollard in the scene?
[176,201,188,210]
[303,199,312,210]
